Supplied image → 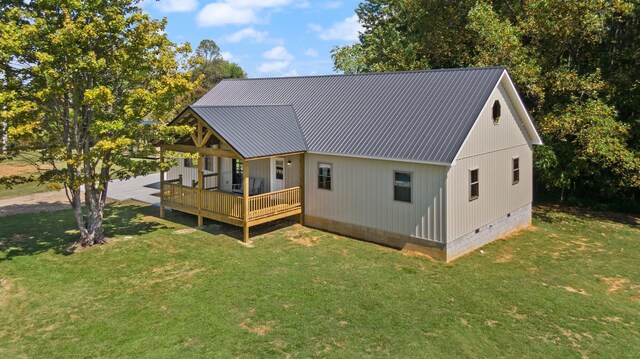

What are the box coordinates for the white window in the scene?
[184,158,193,168]
[469,169,479,201]
[394,171,412,203]
[318,163,331,190]
[512,158,520,184]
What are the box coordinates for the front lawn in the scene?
[0,203,638,358]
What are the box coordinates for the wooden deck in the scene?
[161,183,302,228]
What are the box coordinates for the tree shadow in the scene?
[534,203,640,228]
[0,203,168,261]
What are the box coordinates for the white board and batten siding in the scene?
[446,80,534,242]
[165,157,218,188]
[167,152,302,194]
[304,153,447,243]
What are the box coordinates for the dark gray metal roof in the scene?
[190,105,306,159]
[193,67,506,164]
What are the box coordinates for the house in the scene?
[160,66,542,261]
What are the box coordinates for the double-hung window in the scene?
[469,169,479,201]
[393,171,412,203]
[512,158,520,184]
[318,163,332,190]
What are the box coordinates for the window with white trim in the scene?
[394,171,412,203]
[205,156,214,171]
[184,158,193,168]
[318,163,331,190]
[512,158,520,184]
[469,169,479,201]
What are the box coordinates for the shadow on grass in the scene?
[0,203,168,261]
[534,202,640,228]
[159,207,298,242]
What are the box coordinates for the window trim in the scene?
[204,156,214,172]
[492,100,501,125]
[317,162,332,191]
[393,170,413,203]
[512,157,520,185]
[184,157,193,168]
[469,168,479,201]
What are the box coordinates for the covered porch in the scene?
[159,106,306,242]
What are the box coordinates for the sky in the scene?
[140,0,363,78]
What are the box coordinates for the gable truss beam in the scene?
[160,143,241,159]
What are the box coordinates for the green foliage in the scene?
[334,0,640,204]
[183,39,247,105]
[0,0,195,244]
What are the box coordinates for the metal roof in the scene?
[193,67,507,164]
[190,105,306,159]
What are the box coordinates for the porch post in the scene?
[159,148,165,219]
[197,153,204,227]
[299,154,305,225]
[243,160,250,242]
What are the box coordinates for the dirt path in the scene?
[0,190,73,217]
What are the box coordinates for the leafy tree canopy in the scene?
[0,0,195,246]
[333,0,640,204]
[185,39,246,104]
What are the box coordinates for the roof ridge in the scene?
[221,66,507,82]
[190,104,292,108]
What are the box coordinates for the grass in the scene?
[0,203,638,358]
[0,152,60,199]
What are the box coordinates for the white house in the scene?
[160,67,542,261]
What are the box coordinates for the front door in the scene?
[271,157,285,192]
[232,159,243,187]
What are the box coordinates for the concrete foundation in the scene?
[445,202,532,261]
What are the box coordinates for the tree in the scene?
[333,0,640,205]
[185,39,246,103]
[0,0,194,247]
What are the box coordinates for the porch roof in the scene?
[190,105,306,159]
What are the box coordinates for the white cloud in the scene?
[263,46,294,61]
[142,0,198,13]
[220,51,234,61]
[231,0,291,8]
[309,15,362,42]
[197,0,293,27]
[282,69,299,77]
[197,3,257,26]
[304,48,319,57]
[324,1,342,9]
[258,61,290,73]
[223,27,268,43]
[294,1,311,8]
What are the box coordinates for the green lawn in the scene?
[0,152,58,199]
[0,180,56,199]
[0,203,638,358]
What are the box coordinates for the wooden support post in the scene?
[242,160,250,242]
[299,154,305,225]
[197,153,204,227]
[217,154,222,190]
[159,149,165,219]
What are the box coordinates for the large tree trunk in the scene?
[69,185,107,248]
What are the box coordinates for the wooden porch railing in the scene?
[201,190,243,219]
[249,186,301,220]
[162,183,197,208]
[161,184,301,222]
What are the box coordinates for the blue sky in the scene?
[141,0,362,78]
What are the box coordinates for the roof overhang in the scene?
[501,70,543,145]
